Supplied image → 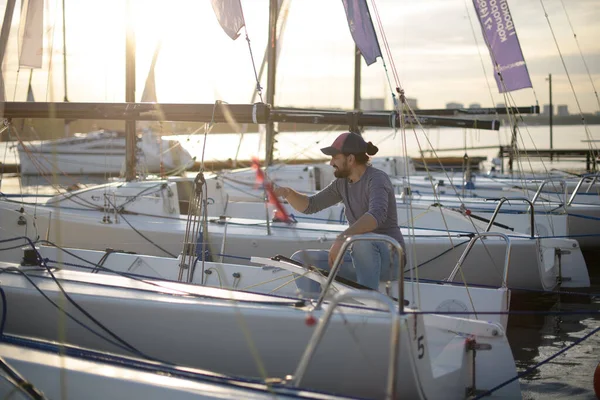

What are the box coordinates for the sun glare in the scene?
[4,0,597,112]
[126,0,271,104]
[16,0,270,103]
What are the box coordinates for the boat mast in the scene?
[264,0,277,166]
[62,0,68,102]
[62,0,71,138]
[125,0,136,181]
[353,45,361,112]
[234,0,287,167]
[548,73,553,160]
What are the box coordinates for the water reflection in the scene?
[508,251,600,398]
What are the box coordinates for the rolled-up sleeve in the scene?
[365,174,391,226]
[303,180,343,214]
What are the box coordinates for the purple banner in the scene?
[342,0,382,66]
[211,0,246,40]
[472,0,532,93]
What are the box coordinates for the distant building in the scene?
[405,97,418,110]
[360,98,385,111]
[496,103,506,109]
[469,103,481,109]
[542,104,554,116]
[446,102,464,109]
[557,105,569,116]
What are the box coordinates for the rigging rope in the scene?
[370,0,556,310]
[559,0,600,111]
[179,172,210,282]
[238,8,264,104]
[102,195,177,258]
[462,0,500,112]
[539,0,599,159]
[462,0,592,190]
[0,265,158,361]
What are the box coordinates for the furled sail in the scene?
[26,72,35,101]
[18,0,44,68]
[472,0,532,93]
[141,41,161,103]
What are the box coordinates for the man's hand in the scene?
[328,237,344,267]
[272,185,289,199]
[272,186,309,213]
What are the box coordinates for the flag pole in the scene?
[265,0,278,166]
[548,73,553,160]
[62,0,68,102]
[125,0,136,181]
[62,0,71,138]
[353,44,361,112]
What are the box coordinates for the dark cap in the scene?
[321,132,376,156]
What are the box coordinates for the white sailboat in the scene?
[0,238,522,399]
[17,128,194,175]
[215,160,600,250]
[7,1,595,399]
[1,165,589,290]
[404,171,600,205]
[24,235,513,329]
[399,190,600,249]
[0,189,583,291]
[0,334,359,400]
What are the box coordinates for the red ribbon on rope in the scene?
[251,157,292,224]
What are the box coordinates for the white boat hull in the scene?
[31,244,513,329]
[0,197,589,290]
[213,164,600,249]
[0,337,346,400]
[17,130,193,175]
[0,266,521,399]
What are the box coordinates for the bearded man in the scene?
[273,131,405,292]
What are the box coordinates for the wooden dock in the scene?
[498,146,599,172]
[0,158,331,176]
[0,163,19,174]
[412,156,487,171]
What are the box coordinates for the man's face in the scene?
[330,154,351,178]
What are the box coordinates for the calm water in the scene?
[173,123,600,173]
[1,124,600,398]
[511,250,600,399]
[3,124,600,173]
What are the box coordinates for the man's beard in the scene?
[333,165,350,179]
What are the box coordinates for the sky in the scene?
[1,0,599,114]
